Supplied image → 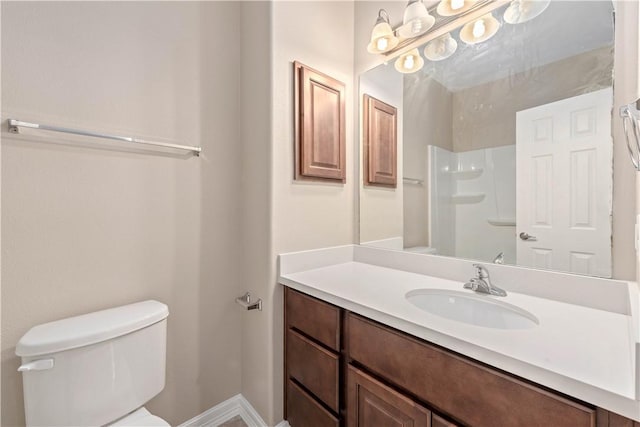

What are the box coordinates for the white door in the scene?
[516,88,613,277]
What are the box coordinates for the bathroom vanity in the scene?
[280,245,640,426]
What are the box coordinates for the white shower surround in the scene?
[428,145,516,264]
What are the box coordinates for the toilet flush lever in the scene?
[18,358,54,372]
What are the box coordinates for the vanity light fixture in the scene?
[436,0,477,17]
[503,0,551,24]
[367,9,399,54]
[459,13,500,45]
[423,32,458,61]
[366,1,508,73]
[397,0,436,39]
[394,48,425,73]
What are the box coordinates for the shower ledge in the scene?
[450,193,485,204]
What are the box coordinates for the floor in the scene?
[219,415,248,427]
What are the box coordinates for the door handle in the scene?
[519,232,537,241]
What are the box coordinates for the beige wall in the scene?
[270,0,356,251]
[242,2,357,424]
[402,77,453,248]
[612,0,639,280]
[451,47,613,152]
[238,0,275,424]
[404,75,453,154]
[1,2,244,425]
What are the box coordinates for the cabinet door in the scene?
[294,61,346,182]
[348,365,431,427]
[432,413,459,427]
[363,94,398,187]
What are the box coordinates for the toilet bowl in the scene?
[16,300,170,426]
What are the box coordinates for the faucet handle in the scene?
[463,280,479,291]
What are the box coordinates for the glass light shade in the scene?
[397,0,436,39]
[504,0,551,24]
[394,49,425,73]
[367,10,399,54]
[436,0,477,17]
[459,13,500,45]
[423,33,458,61]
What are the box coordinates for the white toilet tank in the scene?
[16,300,169,427]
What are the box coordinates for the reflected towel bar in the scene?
[8,119,202,156]
[403,177,423,185]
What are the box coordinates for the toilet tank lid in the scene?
[16,300,169,357]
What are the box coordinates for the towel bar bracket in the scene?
[235,292,262,311]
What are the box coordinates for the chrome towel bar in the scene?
[8,119,202,156]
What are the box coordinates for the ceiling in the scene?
[417,1,614,91]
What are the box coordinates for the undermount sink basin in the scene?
[406,289,539,330]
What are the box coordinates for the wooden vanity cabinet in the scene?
[284,287,637,427]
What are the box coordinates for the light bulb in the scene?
[395,48,423,73]
[367,9,399,54]
[472,19,486,38]
[504,0,551,24]
[451,0,464,10]
[403,55,415,69]
[411,20,423,34]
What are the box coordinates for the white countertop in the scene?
[279,245,640,421]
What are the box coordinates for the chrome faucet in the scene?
[463,264,507,297]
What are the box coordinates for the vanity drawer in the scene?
[287,379,340,427]
[286,287,341,351]
[287,329,340,412]
[346,313,596,427]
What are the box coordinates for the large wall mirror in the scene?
[359,0,615,278]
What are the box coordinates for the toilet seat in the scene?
[109,407,170,427]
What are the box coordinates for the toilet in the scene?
[16,300,170,426]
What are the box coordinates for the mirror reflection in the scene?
[359,1,614,277]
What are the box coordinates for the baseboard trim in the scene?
[177,394,288,427]
[236,395,268,427]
